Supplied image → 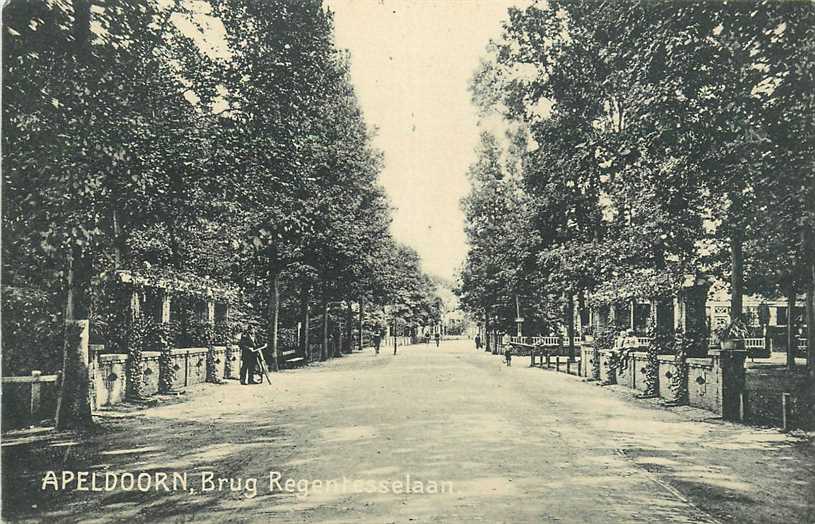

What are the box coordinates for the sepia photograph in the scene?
[1,0,814,522]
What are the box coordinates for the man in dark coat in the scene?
[373,331,382,355]
[240,325,261,385]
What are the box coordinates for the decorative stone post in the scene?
[161,290,171,324]
[711,348,747,420]
[130,289,141,321]
[55,320,92,429]
[158,289,176,393]
[207,299,215,327]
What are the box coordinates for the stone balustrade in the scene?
[92,345,238,409]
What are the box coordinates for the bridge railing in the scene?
[510,336,582,347]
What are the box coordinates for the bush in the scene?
[1,286,63,375]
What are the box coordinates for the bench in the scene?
[508,341,539,366]
[280,350,306,368]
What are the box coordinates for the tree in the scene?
[3,0,221,427]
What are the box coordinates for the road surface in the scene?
[3,339,813,523]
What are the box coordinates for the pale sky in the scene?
[328,0,518,280]
[174,0,518,280]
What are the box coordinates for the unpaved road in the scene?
[3,339,814,523]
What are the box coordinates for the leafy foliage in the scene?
[459,0,815,368]
[2,0,444,378]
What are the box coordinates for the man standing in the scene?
[240,325,261,385]
[474,334,482,350]
[373,330,381,355]
[434,332,441,347]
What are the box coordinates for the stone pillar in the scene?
[712,349,747,420]
[130,289,141,321]
[673,297,683,331]
[161,291,171,324]
[207,300,215,327]
[55,320,92,429]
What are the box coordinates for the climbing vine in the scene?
[157,323,176,393]
[125,317,156,400]
[203,324,222,383]
[667,326,702,405]
[595,325,618,384]
[215,320,237,379]
[643,319,661,397]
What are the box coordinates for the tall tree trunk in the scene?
[358,297,364,351]
[65,253,76,322]
[802,186,815,377]
[484,307,491,352]
[267,271,280,372]
[345,301,353,354]
[805,235,815,378]
[786,285,796,370]
[807,269,815,379]
[56,320,92,429]
[300,281,310,361]
[112,208,122,269]
[57,0,95,429]
[168,224,183,270]
[730,232,744,322]
[567,295,576,362]
[72,0,91,56]
[321,284,329,361]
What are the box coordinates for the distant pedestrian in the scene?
[434,332,441,347]
[373,331,382,355]
[474,334,482,350]
[240,325,261,385]
[504,342,512,366]
[425,332,431,345]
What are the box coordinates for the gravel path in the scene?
[3,339,813,523]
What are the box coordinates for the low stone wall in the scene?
[167,348,209,387]
[225,345,240,380]
[657,356,679,402]
[211,346,227,380]
[141,351,161,396]
[620,352,648,393]
[93,345,232,408]
[188,348,209,386]
[579,344,596,378]
[599,350,624,384]
[537,339,807,428]
[686,357,719,414]
[541,342,754,421]
[96,353,128,407]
